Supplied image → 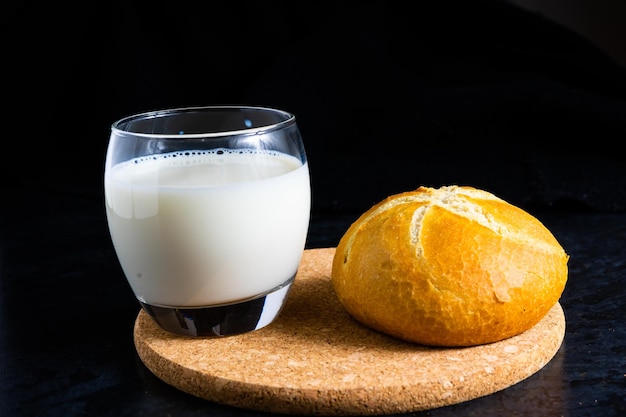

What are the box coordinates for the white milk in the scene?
[105,149,310,307]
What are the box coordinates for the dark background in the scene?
[2,0,626,215]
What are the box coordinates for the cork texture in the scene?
[134,248,565,416]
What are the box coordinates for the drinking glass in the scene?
[104,106,311,337]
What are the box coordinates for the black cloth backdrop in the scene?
[3,0,626,213]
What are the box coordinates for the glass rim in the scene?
[111,105,296,139]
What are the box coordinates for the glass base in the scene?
[139,280,293,337]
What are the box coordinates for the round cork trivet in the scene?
[134,248,565,416]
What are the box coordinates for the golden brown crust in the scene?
[331,185,569,347]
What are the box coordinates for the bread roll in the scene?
[331,185,568,347]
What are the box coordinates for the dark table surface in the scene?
[1,180,625,417]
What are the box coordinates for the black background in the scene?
[3,0,626,214]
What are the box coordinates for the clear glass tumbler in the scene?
[104,106,311,337]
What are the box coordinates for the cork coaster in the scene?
[134,248,565,416]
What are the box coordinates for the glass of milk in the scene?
[104,106,311,337]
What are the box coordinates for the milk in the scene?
[105,149,310,307]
